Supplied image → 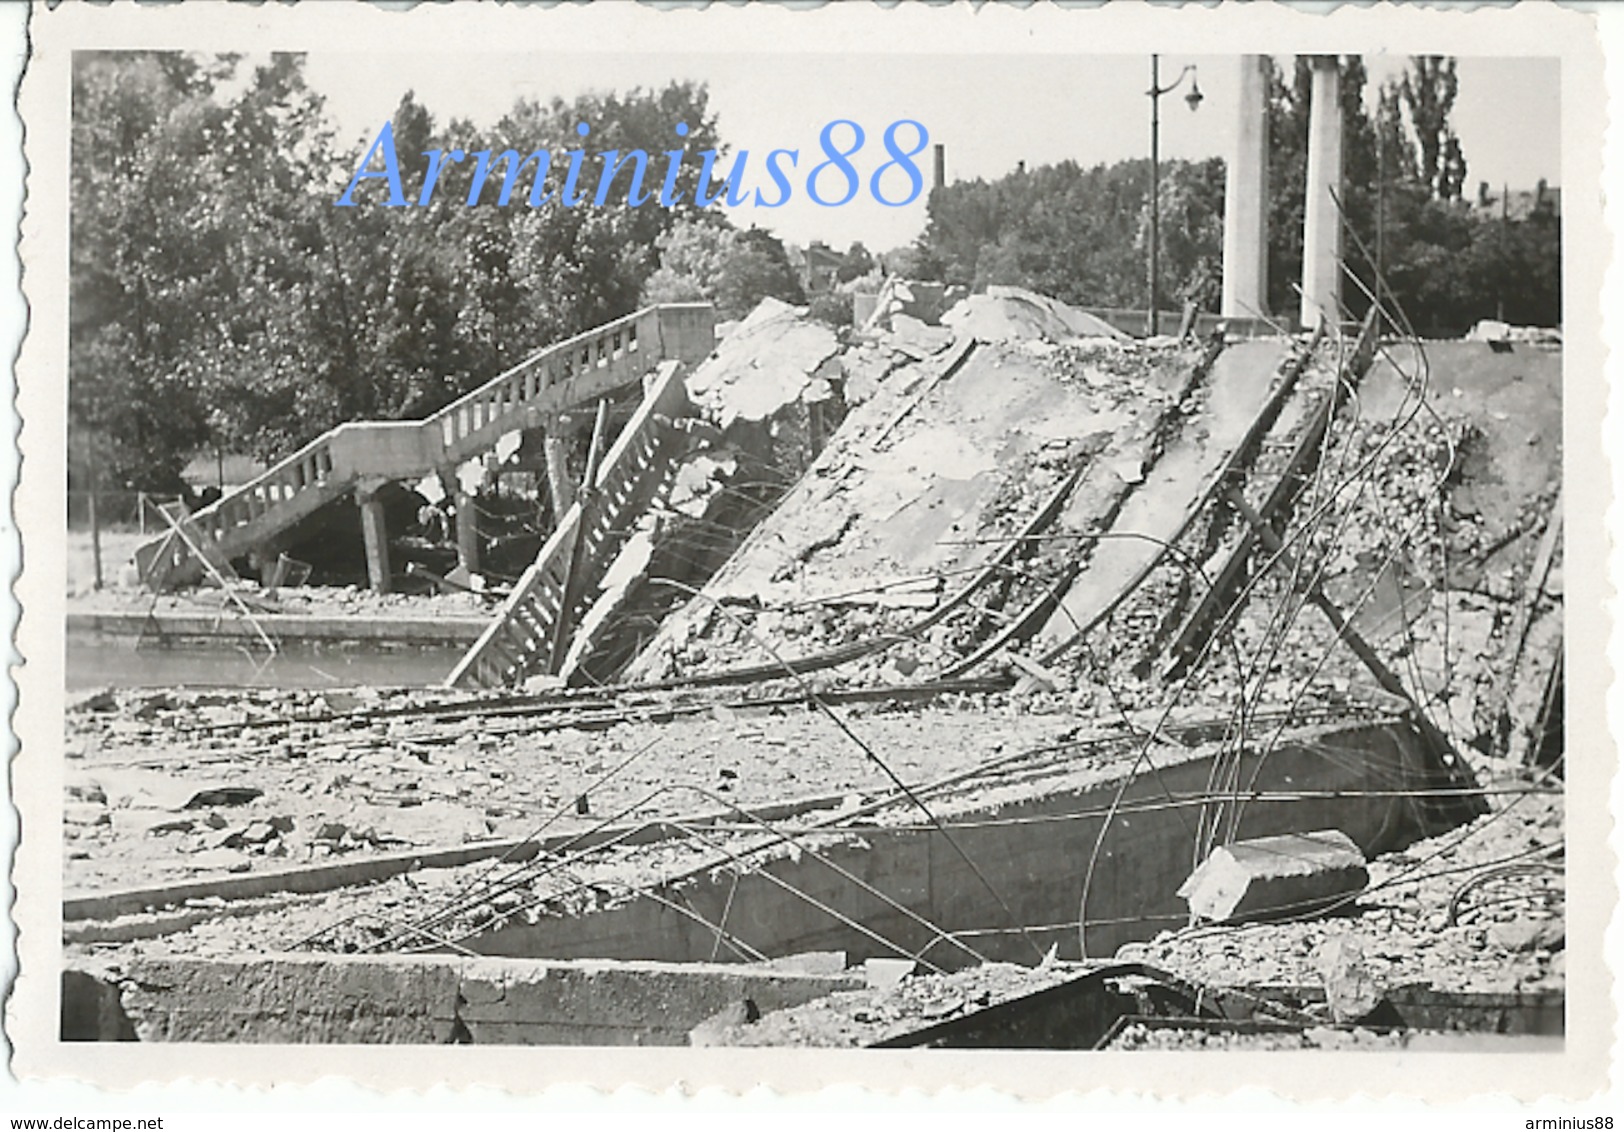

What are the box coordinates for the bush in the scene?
[807,291,853,328]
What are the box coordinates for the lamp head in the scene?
[1184,77,1204,112]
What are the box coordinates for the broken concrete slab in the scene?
[1035,338,1291,652]
[685,298,842,429]
[1178,828,1369,925]
[864,957,917,991]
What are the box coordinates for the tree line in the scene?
[71,53,1559,497]
[70,52,810,496]
[901,56,1560,338]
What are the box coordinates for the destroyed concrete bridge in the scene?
[67,281,1564,1049]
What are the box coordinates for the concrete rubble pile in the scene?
[625,290,1201,691]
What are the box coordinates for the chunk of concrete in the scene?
[688,998,761,1047]
[763,950,848,976]
[1315,935,1382,1022]
[864,957,917,991]
[1177,829,1369,924]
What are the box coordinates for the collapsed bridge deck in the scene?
[66,286,1566,1047]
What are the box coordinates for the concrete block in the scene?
[864,957,916,991]
[763,950,848,976]
[94,952,862,1047]
[1315,935,1382,1022]
[1178,829,1368,924]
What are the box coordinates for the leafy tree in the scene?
[720,228,805,316]
[70,56,728,489]
[1400,57,1468,201]
[641,219,805,320]
[1261,53,1544,334]
[835,241,875,284]
[640,217,733,305]
[912,156,1220,311]
[70,51,334,490]
[807,291,854,328]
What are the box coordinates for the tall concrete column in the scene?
[1222,54,1270,320]
[544,432,576,519]
[356,482,392,594]
[1300,55,1344,330]
[454,489,480,575]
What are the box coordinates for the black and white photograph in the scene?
[7,0,1613,1113]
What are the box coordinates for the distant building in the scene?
[1473,179,1561,222]
[796,240,843,295]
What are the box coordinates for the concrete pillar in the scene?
[1300,55,1344,330]
[1222,54,1270,320]
[356,483,392,594]
[544,432,575,519]
[454,490,479,575]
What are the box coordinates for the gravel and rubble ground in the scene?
[694,957,1086,1047]
[60,300,1564,1046]
[1118,776,1563,996]
[75,807,864,959]
[681,777,1561,1048]
[64,685,1089,894]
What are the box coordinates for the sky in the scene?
[303,52,1561,254]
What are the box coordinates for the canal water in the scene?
[66,636,465,690]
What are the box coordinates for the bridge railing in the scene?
[447,359,692,689]
[429,307,664,463]
[132,304,715,589]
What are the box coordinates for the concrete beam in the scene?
[1222,54,1270,320]
[1178,828,1369,924]
[356,483,392,593]
[1301,55,1345,329]
[67,610,483,646]
[68,953,862,1045]
[468,718,1440,965]
[544,432,575,518]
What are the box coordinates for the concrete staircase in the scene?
[447,360,694,690]
[132,305,716,590]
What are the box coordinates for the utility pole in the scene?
[87,436,103,591]
[1147,55,1202,338]
[1148,55,1160,338]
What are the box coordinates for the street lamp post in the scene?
[1147,55,1203,337]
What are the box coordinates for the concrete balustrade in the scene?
[133,304,716,591]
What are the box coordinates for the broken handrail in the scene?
[145,503,278,660]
